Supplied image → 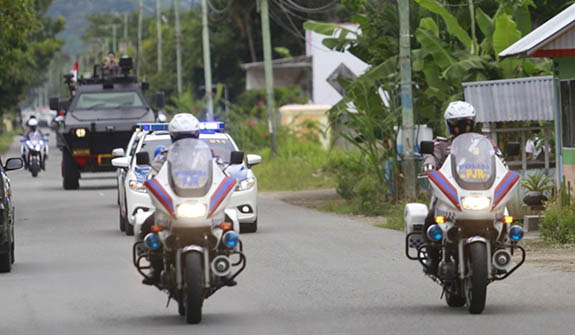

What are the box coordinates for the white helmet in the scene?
[444,101,476,135]
[168,113,200,141]
[28,118,38,127]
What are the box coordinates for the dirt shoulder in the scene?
[262,189,575,273]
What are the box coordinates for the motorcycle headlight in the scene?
[176,202,207,218]
[128,180,147,193]
[236,177,255,191]
[461,196,491,211]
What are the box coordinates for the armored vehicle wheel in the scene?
[62,152,79,190]
[183,252,204,324]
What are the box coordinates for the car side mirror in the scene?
[4,157,23,172]
[111,157,129,169]
[505,141,521,157]
[49,97,60,111]
[136,151,150,166]
[246,154,262,168]
[230,151,244,165]
[112,148,125,157]
[155,92,165,108]
[420,141,434,155]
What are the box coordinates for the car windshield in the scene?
[168,138,213,195]
[74,92,144,110]
[451,133,496,189]
[202,137,235,163]
[139,138,172,162]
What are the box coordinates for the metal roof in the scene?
[499,4,575,58]
[463,76,554,123]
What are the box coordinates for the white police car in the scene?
[113,122,261,236]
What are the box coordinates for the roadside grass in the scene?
[319,198,406,231]
[252,137,338,191]
[523,239,575,251]
[0,131,17,153]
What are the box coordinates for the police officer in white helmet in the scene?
[422,101,502,275]
[142,113,202,285]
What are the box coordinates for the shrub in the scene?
[540,200,575,244]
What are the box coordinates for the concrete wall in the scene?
[279,104,331,150]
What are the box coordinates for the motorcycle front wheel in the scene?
[183,252,204,324]
[466,243,488,314]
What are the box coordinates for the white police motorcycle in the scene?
[132,137,246,324]
[21,132,47,177]
[405,133,525,314]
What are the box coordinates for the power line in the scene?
[278,0,338,14]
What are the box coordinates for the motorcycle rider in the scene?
[22,118,47,169]
[422,101,495,275]
[141,113,201,285]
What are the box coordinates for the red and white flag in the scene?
[71,61,79,82]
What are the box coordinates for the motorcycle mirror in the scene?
[420,141,434,155]
[505,142,520,157]
[49,97,60,111]
[136,151,150,166]
[4,157,24,172]
[230,151,245,165]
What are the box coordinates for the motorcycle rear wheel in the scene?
[183,252,204,324]
[467,243,488,314]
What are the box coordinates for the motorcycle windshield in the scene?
[167,138,213,197]
[28,132,43,146]
[451,133,496,190]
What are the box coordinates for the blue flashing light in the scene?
[427,224,443,242]
[223,231,239,248]
[509,225,524,242]
[199,122,225,133]
[144,233,161,249]
[137,123,169,131]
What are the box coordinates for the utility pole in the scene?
[156,0,163,73]
[112,24,118,53]
[201,0,214,121]
[260,0,278,156]
[137,0,143,77]
[398,0,416,200]
[174,0,183,95]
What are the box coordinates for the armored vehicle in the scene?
[50,57,163,190]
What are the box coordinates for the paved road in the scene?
[1,134,575,335]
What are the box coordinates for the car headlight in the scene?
[236,177,255,191]
[129,180,147,193]
[75,128,87,138]
[461,196,491,211]
[176,202,207,218]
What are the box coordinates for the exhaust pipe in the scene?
[211,255,231,277]
[492,249,512,271]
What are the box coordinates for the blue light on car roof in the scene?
[137,123,169,131]
[199,122,225,132]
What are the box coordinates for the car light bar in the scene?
[199,122,225,132]
[137,123,169,131]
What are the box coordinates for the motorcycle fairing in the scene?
[208,176,237,218]
[428,170,461,210]
[145,178,176,218]
[492,171,520,210]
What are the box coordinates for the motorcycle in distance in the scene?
[405,133,525,314]
[21,132,47,177]
[130,138,247,324]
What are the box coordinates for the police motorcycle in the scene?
[405,133,525,314]
[131,128,246,324]
[21,132,47,177]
